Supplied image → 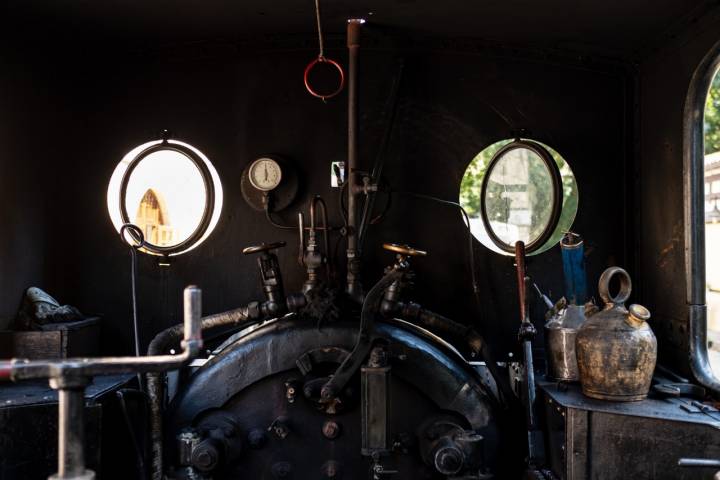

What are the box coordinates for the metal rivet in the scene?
[322,420,341,440]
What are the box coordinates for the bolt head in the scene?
[247,429,267,449]
[322,420,341,439]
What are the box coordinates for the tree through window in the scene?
[705,69,720,374]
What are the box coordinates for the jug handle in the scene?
[598,266,632,307]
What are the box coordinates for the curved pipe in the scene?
[391,303,514,407]
[683,37,720,393]
[146,303,261,480]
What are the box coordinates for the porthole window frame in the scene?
[479,139,564,254]
[108,138,223,257]
[684,37,720,393]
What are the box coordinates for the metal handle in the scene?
[0,286,203,480]
[242,241,286,255]
[515,241,528,323]
[598,266,632,306]
[382,243,427,257]
[678,458,720,467]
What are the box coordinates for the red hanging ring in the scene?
[304,56,345,101]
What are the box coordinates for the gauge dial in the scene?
[248,157,282,191]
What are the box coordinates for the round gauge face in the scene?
[248,158,282,191]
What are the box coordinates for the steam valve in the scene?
[380,243,426,316]
[243,241,287,317]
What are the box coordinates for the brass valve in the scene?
[382,243,427,257]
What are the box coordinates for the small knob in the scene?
[243,241,286,255]
[382,243,427,257]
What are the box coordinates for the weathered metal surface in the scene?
[540,379,720,480]
[0,375,134,480]
[546,305,584,382]
[168,318,496,430]
[576,267,657,401]
[165,317,500,478]
[1,286,204,480]
[361,346,390,456]
[0,317,100,360]
[546,233,592,382]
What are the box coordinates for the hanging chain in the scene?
[314,0,325,59]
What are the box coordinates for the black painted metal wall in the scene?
[0,53,57,329]
[637,11,720,373]
[24,38,630,359]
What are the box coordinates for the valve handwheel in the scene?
[242,241,287,255]
[382,243,427,257]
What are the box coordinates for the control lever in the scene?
[514,242,545,469]
[381,243,427,258]
[379,243,425,315]
[678,458,720,467]
[0,286,204,480]
[320,246,415,400]
[678,457,720,479]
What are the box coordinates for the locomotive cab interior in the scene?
[1,1,720,479]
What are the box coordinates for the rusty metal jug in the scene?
[575,267,657,401]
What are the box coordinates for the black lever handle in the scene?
[243,241,286,255]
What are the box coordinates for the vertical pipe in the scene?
[49,380,94,480]
[57,388,86,478]
[183,286,202,345]
[346,18,364,299]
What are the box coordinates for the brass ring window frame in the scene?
[479,139,563,254]
[118,140,215,256]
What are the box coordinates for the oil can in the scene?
[545,233,592,381]
[575,267,657,401]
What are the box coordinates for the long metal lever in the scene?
[678,458,720,467]
[0,286,204,480]
[514,242,544,468]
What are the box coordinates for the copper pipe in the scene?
[346,18,364,299]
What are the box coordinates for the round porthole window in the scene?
[460,138,579,255]
[107,139,223,256]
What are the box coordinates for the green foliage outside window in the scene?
[706,71,720,155]
[459,140,578,229]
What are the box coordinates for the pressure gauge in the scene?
[241,155,298,212]
[248,157,282,191]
